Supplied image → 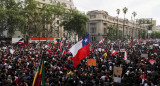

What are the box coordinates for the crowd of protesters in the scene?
[0,39,160,86]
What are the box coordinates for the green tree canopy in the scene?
[61,9,88,38]
[0,0,26,36]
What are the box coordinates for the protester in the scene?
[0,39,160,86]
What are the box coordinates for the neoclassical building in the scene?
[35,0,76,41]
[86,10,150,41]
[9,0,77,41]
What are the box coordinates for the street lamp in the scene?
[123,7,128,40]
[116,9,120,40]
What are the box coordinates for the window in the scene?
[91,36,96,41]
[62,3,67,7]
[63,33,65,37]
[56,26,59,30]
[90,27,96,33]
[70,5,72,8]
[90,15,96,19]
[90,23,96,26]
[50,25,53,32]
[56,32,59,38]
[104,23,107,26]
[56,27,59,37]
[104,28,107,34]
[50,0,52,3]
[57,20,59,24]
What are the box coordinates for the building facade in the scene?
[35,0,74,9]
[5,0,77,41]
[86,10,153,41]
[155,25,160,32]
[34,0,76,41]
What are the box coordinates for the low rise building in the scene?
[86,10,155,41]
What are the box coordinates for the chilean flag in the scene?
[131,37,134,41]
[66,45,69,48]
[112,50,118,55]
[124,51,128,60]
[99,39,104,44]
[62,49,66,57]
[90,46,93,51]
[13,38,28,45]
[69,34,90,67]
[58,41,63,49]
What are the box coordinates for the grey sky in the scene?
[73,0,160,25]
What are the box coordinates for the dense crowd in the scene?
[0,39,160,86]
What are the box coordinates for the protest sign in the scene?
[148,45,153,49]
[87,59,96,66]
[114,77,121,83]
[141,54,148,58]
[98,48,102,52]
[149,59,155,65]
[120,49,125,52]
[113,66,122,76]
[10,49,14,54]
[153,44,159,46]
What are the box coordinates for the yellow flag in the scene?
[103,52,107,57]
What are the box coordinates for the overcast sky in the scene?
[73,0,160,25]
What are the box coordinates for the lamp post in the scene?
[123,7,128,40]
[116,9,120,40]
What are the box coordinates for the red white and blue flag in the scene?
[124,50,128,60]
[62,49,67,57]
[12,38,28,45]
[58,40,63,49]
[99,39,104,44]
[112,50,118,55]
[69,34,90,67]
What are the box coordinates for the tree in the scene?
[61,9,88,38]
[138,19,142,39]
[132,11,137,37]
[0,0,26,37]
[40,4,55,38]
[123,7,128,40]
[20,0,41,39]
[52,2,66,38]
[142,29,146,39]
[0,1,7,35]
[116,9,120,40]
[151,31,160,39]
[106,26,121,40]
